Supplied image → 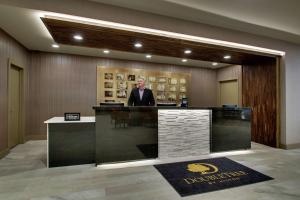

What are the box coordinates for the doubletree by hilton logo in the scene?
[187,163,219,175]
[184,162,248,185]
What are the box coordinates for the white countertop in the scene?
[44,116,95,124]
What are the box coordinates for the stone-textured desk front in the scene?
[158,109,210,158]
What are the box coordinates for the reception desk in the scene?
[45,107,251,167]
[93,106,251,165]
[93,107,211,165]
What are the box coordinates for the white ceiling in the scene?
[89,0,300,44]
[0,4,231,69]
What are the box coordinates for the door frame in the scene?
[7,58,25,148]
[218,78,240,107]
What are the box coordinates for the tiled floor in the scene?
[0,141,300,200]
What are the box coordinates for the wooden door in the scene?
[8,65,21,148]
[219,80,238,106]
[242,59,278,147]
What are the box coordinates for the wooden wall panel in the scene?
[27,52,98,137]
[28,52,217,136]
[242,59,278,147]
[217,65,242,106]
[0,28,29,153]
[190,67,217,106]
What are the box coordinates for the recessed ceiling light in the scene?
[182,59,188,62]
[73,35,83,40]
[103,50,110,54]
[184,49,192,54]
[212,62,218,66]
[145,54,152,59]
[224,55,231,59]
[52,44,59,48]
[134,42,143,48]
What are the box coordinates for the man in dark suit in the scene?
[128,78,155,106]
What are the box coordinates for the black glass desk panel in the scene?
[95,107,158,164]
[211,107,251,152]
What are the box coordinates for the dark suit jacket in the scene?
[128,88,155,106]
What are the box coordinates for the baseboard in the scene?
[0,148,9,159]
[25,134,47,141]
[280,143,300,149]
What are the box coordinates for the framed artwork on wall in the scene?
[169,86,177,92]
[170,78,178,85]
[149,76,156,82]
[104,73,113,80]
[104,82,113,88]
[97,66,190,105]
[180,86,186,92]
[146,83,153,90]
[157,84,165,91]
[117,90,127,98]
[128,74,135,81]
[158,77,167,83]
[138,75,146,81]
[117,81,127,89]
[116,73,125,80]
[104,91,113,97]
[180,78,186,84]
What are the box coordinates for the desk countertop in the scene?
[44,116,95,124]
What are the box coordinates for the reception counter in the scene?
[93,106,251,165]
[93,107,211,165]
[45,107,251,167]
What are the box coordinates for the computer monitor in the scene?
[100,102,124,107]
[222,104,237,110]
[157,103,177,107]
[181,98,188,107]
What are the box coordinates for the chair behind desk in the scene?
[157,103,177,107]
[100,103,126,127]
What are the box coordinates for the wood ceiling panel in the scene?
[41,17,275,65]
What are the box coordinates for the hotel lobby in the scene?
[0,0,300,199]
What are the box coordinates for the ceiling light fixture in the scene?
[52,44,59,48]
[212,62,218,66]
[73,35,83,40]
[134,42,143,48]
[224,55,231,59]
[145,54,152,59]
[103,49,110,54]
[182,59,188,62]
[184,49,192,54]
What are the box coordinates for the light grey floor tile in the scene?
[0,141,300,200]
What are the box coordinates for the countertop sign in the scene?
[64,113,81,121]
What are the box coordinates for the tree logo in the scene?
[187,163,219,174]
